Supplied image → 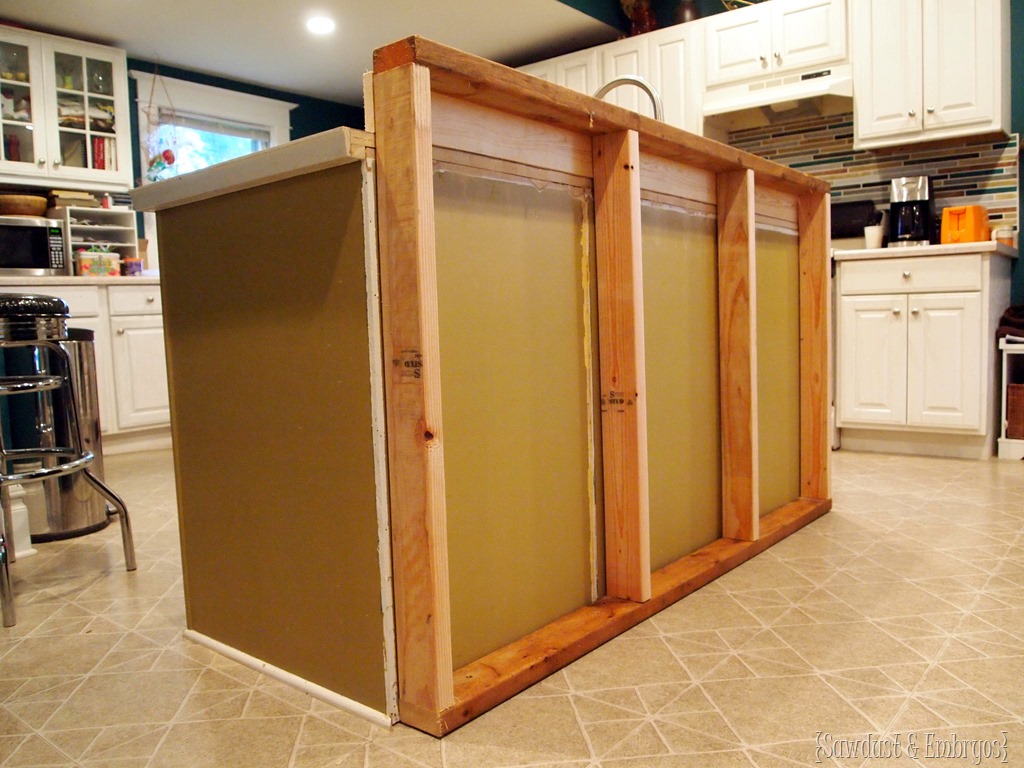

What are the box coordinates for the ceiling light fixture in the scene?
[306,16,336,35]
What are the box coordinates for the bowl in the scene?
[0,194,48,216]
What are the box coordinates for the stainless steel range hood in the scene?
[703,63,853,132]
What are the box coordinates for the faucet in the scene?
[593,75,665,121]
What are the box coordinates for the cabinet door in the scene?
[557,51,600,96]
[771,0,847,74]
[851,0,923,143]
[838,294,908,426]
[906,292,982,430]
[598,38,654,117]
[518,59,557,84]
[921,0,995,131]
[0,30,47,178]
[110,315,170,429]
[705,4,771,86]
[39,39,132,188]
[649,24,702,134]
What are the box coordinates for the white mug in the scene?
[864,225,885,249]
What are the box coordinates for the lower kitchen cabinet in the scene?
[108,286,169,430]
[0,279,169,448]
[835,245,1014,458]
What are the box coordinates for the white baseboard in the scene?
[182,629,394,729]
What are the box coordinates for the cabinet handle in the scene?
[759,55,767,64]
[52,157,61,168]
[908,109,916,117]
[117,328,125,335]
[892,307,902,315]
[37,157,46,167]
[927,107,935,114]
[146,296,155,303]
[774,51,781,60]
[911,307,920,316]
[902,270,911,278]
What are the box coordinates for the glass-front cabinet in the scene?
[0,25,132,191]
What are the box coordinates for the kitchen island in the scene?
[133,36,831,736]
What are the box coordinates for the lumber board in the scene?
[717,169,759,542]
[432,93,592,178]
[438,495,831,736]
[592,130,651,603]
[372,62,455,733]
[798,191,831,500]
[373,36,829,197]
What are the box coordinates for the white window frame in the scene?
[131,71,295,271]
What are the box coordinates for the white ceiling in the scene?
[0,1,620,106]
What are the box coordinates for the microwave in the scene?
[0,216,68,275]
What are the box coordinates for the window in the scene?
[130,71,295,269]
[144,108,272,183]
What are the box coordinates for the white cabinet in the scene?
[839,291,981,429]
[0,281,168,442]
[704,0,846,86]
[835,246,1013,459]
[598,37,654,118]
[518,22,704,134]
[647,24,703,134]
[851,0,1009,149]
[518,50,599,96]
[107,285,169,430]
[0,24,132,191]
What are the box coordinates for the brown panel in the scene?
[593,131,651,603]
[756,227,802,515]
[641,202,722,569]
[156,163,386,711]
[433,171,596,669]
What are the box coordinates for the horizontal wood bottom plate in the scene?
[403,496,831,736]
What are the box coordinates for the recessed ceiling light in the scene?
[306,16,336,35]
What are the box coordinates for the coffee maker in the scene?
[888,176,935,247]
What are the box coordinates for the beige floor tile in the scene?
[442,696,591,768]
[44,669,202,730]
[701,674,875,745]
[147,717,302,768]
[2,448,1023,767]
[772,621,925,671]
[564,636,689,691]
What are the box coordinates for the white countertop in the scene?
[0,276,160,286]
[833,241,1018,262]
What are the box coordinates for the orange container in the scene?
[941,205,990,244]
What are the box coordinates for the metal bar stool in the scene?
[0,294,135,627]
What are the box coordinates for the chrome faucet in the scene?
[593,75,664,121]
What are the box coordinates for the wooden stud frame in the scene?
[373,37,831,736]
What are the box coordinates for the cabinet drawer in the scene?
[839,255,982,295]
[107,285,162,315]
[0,285,101,317]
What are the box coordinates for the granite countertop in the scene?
[832,241,1018,262]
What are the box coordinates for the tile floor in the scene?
[2,449,1024,767]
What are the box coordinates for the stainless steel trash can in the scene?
[32,327,109,541]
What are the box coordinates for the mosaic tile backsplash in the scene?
[729,113,1020,230]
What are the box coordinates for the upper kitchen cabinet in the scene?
[851,0,1010,149]
[518,22,704,135]
[704,0,846,87]
[518,49,600,97]
[0,25,132,192]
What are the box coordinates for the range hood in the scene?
[703,63,853,131]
